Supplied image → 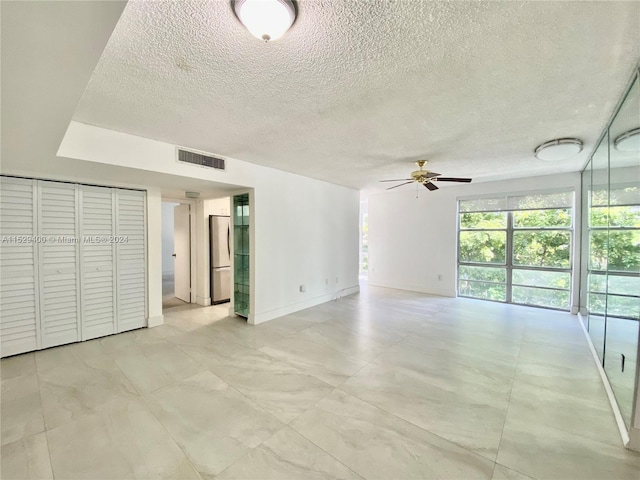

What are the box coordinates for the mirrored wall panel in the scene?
[581,71,639,429]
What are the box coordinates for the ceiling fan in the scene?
[379,160,472,191]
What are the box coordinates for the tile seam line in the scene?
[34,365,56,480]
[257,329,416,479]
[108,344,206,480]
[296,386,498,471]
[172,337,329,387]
[492,325,529,479]
[135,384,205,480]
[214,422,365,480]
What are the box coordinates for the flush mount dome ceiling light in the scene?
[614,128,640,152]
[233,0,296,42]
[534,138,583,161]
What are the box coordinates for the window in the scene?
[360,203,368,274]
[458,191,574,310]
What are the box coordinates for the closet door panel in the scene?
[0,177,39,357]
[116,190,146,332]
[38,181,80,348]
[80,186,117,340]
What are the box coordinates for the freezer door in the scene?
[210,216,231,268]
[212,267,231,304]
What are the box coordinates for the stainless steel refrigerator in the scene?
[210,215,231,304]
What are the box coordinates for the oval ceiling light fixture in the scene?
[614,127,640,151]
[233,0,296,42]
[534,138,583,161]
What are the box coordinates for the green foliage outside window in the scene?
[513,286,570,310]
[459,212,507,229]
[513,209,571,228]
[458,200,573,310]
[512,269,570,289]
[513,231,571,268]
[459,231,506,264]
[459,265,506,283]
[458,280,506,301]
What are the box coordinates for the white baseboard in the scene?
[251,285,360,325]
[147,314,164,328]
[196,296,211,307]
[577,313,630,448]
[367,279,454,298]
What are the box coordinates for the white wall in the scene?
[368,173,582,305]
[205,197,231,217]
[161,202,178,275]
[147,187,164,327]
[58,122,361,324]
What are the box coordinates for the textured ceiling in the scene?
[73,0,640,190]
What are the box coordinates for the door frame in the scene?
[162,198,197,305]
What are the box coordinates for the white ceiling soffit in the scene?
[72,0,640,191]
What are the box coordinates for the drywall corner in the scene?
[196,296,212,307]
[148,315,164,328]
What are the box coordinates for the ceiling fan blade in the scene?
[436,177,472,183]
[379,179,412,182]
[386,181,414,190]
[424,182,439,191]
[424,172,441,178]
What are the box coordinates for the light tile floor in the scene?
[2,286,639,479]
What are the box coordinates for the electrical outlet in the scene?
[437,274,443,281]
[335,276,339,284]
[325,278,328,286]
[299,284,306,293]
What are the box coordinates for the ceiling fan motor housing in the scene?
[411,161,432,183]
[411,170,429,183]
[378,159,471,191]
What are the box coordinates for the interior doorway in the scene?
[162,201,191,309]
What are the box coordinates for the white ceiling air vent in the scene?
[177,148,226,171]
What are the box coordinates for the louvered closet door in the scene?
[116,190,146,332]
[38,181,81,348]
[0,177,40,357]
[80,186,116,340]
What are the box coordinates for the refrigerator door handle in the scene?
[227,225,231,256]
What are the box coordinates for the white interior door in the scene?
[0,177,40,357]
[116,189,146,332]
[80,185,116,340]
[174,204,191,303]
[38,180,81,349]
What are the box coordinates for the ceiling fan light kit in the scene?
[232,0,296,42]
[379,160,472,192]
[534,138,583,161]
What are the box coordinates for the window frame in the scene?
[457,192,574,311]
